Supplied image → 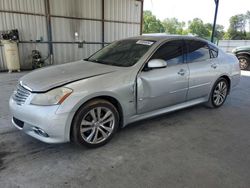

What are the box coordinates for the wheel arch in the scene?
[69,95,124,142]
[219,75,231,94]
[236,52,250,58]
[206,75,231,108]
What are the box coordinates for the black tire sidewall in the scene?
[72,100,119,148]
[210,78,229,108]
[238,55,250,70]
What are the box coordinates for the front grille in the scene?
[12,84,31,105]
[13,117,24,128]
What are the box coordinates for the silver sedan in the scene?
[9,35,240,148]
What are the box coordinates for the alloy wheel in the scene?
[213,81,228,106]
[80,107,115,144]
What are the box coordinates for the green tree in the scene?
[188,18,210,38]
[143,11,164,33]
[226,14,246,39]
[204,23,213,31]
[245,11,250,32]
[231,14,245,31]
[215,24,225,40]
[204,23,225,40]
[142,10,250,40]
[162,18,185,34]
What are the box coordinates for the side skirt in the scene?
[124,97,208,126]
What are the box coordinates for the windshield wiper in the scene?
[88,59,108,64]
[88,59,122,67]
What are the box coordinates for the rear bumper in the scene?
[9,98,71,143]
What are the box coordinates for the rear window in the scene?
[209,45,219,58]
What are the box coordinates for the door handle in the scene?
[211,63,217,69]
[178,69,186,76]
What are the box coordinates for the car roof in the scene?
[127,34,208,43]
[125,34,219,49]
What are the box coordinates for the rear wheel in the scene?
[206,78,229,108]
[238,55,250,70]
[71,99,119,148]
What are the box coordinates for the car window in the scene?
[151,40,184,66]
[209,44,219,58]
[186,40,210,63]
[87,39,154,67]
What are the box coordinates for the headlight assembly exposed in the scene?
[30,87,73,106]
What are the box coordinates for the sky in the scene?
[144,0,250,30]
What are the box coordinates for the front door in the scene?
[137,40,189,114]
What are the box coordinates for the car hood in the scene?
[19,60,120,92]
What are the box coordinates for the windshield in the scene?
[87,39,155,67]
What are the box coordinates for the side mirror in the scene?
[147,59,167,69]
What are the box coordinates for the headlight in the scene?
[30,87,73,106]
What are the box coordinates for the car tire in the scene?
[237,55,250,70]
[206,78,229,108]
[71,99,119,148]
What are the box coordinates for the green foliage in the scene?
[213,24,225,40]
[246,11,250,32]
[143,11,164,33]
[226,12,250,39]
[188,18,210,38]
[162,18,185,34]
[142,10,250,40]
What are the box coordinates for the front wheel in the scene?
[206,78,229,108]
[71,99,119,148]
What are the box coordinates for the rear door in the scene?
[185,40,219,100]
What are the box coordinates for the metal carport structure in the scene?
[0,0,144,70]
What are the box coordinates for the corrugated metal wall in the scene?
[105,22,140,42]
[104,0,141,42]
[0,0,142,71]
[105,0,141,23]
[218,40,250,52]
[0,0,45,14]
[49,0,101,19]
[0,0,48,70]
[50,0,103,64]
